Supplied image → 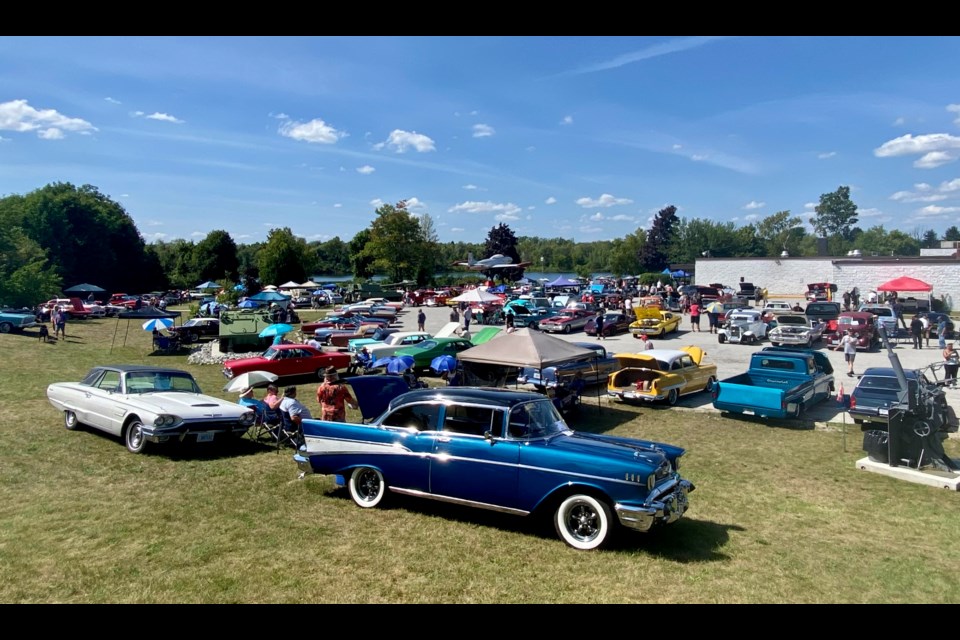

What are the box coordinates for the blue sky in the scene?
[3,36,960,246]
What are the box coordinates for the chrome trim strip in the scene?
[390,487,529,516]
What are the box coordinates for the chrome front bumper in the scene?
[615,478,694,532]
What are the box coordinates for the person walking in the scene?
[689,301,701,332]
[943,343,959,387]
[595,310,605,340]
[910,314,924,349]
[449,306,459,324]
[316,366,358,422]
[417,308,426,332]
[463,306,473,331]
[834,328,858,376]
[938,317,949,350]
[921,313,931,347]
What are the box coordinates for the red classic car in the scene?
[584,312,632,337]
[538,309,594,334]
[222,344,351,381]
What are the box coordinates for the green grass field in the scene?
[3,309,960,603]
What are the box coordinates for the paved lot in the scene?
[391,303,960,429]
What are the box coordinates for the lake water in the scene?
[310,272,613,284]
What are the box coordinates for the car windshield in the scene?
[508,399,570,439]
[125,371,200,394]
[184,319,200,327]
[262,347,280,360]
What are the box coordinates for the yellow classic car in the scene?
[607,347,717,405]
[629,306,683,338]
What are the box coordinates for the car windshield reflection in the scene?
[508,400,569,439]
[125,371,200,394]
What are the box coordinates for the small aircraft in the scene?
[453,253,532,271]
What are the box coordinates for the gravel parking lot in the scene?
[396,302,960,428]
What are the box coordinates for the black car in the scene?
[804,301,841,325]
[848,367,936,429]
[168,317,221,343]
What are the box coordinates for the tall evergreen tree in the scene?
[639,205,678,272]
[483,223,524,282]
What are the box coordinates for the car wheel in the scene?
[64,410,81,431]
[0,322,12,333]
[124,419,149,454]
[348,466,387,508]
[188,331,200,343]
[564,324,571,334]
[806,338,813,348]
[794,401,805,419]
[705,376,717,392]
[554,493,614,550]
[718,334,727,344]
[666,388,679,406]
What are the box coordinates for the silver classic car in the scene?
[47,365,256,453]
[768,314,825,347]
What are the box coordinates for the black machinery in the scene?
[862,326,958,472]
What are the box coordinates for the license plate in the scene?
[879,408,889,416]
[743,409,755,415]
[196,432,215,443]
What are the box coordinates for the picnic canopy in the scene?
[457,328,595,368]
[546,276,579,288]
[448,288,503,304]
[111,307,181,351]
[63,283,106,295]
[248,290,292,303]
[876,276,933,292]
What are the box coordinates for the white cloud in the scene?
[916,204,960,217]
[369,198,384,207]
[576,193,633,208]
[744,214,758,221]
[143,232,167,241]
[940,178,960,193]
[447,200,522,217]
[190,231,205,237]
[560,115,573,125]
[495,213,520,221]
[404,197,425,210]
[579,225,602,233]
[271,112,289,120]
[672,144,682,150]
[0,99,97,138]
[545,196,557,205]
[743,200,765,210]
[463,184,479,190]
[450,227,465,232]
[590,212,604,221]
[279,117,346,144]
[146,220,164,227]
[235,233,254,240]
[691,153,708,161]
[472,123,495,138]
[104,97,121,105]
[804,202,817,211]
[893,116,906,126]
[874,133,960,168]
[889,190,946,203]
[916,151,958,169]
[947,104,960,125]
[563,37,731,76]
[610,214,636,222]
[333,203,342,208]
[373,129,435,153]
[356,165,375,175]
[145,112,183,124]
[817,151,836,159]
[858,207,885,218]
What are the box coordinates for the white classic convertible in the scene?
[47,365,256,453]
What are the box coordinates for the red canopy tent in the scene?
[876,276,933,292]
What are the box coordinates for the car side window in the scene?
[96,371,121,393]
[443,405,497,437]
[383,404,441,432]
[679,355,694,369]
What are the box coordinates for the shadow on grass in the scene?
[68,423,274,459]
[317,486,739,560]
[717,412,816,431]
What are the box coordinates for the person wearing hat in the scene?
[238,386,268,419]
[316,366,358,422]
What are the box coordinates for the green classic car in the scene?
[394,337,476,370]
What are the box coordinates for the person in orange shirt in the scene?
[316,366,358,422]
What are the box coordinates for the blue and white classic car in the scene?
[294,377,694,550]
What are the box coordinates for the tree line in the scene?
[1,182,956,308]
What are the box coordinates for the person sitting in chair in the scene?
[238,387,268,419]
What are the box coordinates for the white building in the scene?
[694,254,958,310]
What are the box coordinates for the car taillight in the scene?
[849,395,856,409]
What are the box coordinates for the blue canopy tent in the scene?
[247,291,292,303]
[661,268,673,275]
[196,280,221,290]
[671,270,691,278]
[546,276,580,288]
